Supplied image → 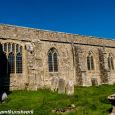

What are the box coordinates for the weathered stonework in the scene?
[0,23,115,90]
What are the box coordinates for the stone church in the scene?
[0,23,115,90]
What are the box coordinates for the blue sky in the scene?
[0,0,115,39]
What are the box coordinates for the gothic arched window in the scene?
[12,43,15,52]
[87,51,94,70]
[48,48,58,72]
[16,44,18,53]
[20,46,22,53]
[108,53,114,70]
[16,53,22,73]
[8,53,15,73]
[0,44,3,52]
[8,43,11,52]
[3,43,23,74]
[4,43,7,52]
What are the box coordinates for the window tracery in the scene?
[3,43,23,74]
[108,53,114,70]
[48,48,58,72]
[87,51,94,70]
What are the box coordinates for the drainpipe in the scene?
[71,42,75,85]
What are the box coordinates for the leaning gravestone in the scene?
[66,81,74,95]
[91,78,98,86]
[0,92,7,102]
[58,79,65,94]
[50,77,59,92]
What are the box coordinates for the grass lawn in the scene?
[0,85,115,115]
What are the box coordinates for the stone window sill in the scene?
[49,72,58,74]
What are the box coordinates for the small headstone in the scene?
[66,81,74,95]
[91,78,98,86]
[108,94,115,115]
[51,77,59,92]
[58,79,65,94]
[0,92,7,102]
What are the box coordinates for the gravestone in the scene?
[50,77,59,92]
[108,94,115,115]
[66,81,74,95]
[91,78,98,86]
[0,92,7,102]
[58,79,65,94]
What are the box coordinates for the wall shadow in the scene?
[0,44,10,94]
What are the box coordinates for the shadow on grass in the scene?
[99,96,111,104]
[106,107,112,114]
[99,96,112,114]
[6,91,12,95]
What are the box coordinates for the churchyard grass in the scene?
[0,85,115,115]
